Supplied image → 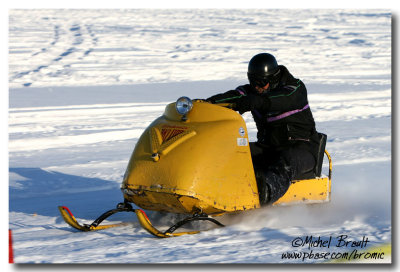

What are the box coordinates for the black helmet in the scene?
[247,53,280,88]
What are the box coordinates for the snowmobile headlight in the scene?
[175,96,193,115]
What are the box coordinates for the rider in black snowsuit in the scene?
[206,53,320,205]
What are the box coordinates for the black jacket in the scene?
[207,65,319,157]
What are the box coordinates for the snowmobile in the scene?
[59,97,332,238]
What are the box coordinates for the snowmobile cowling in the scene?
[121,100,260,215]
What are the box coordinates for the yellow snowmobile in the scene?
[59,97,332,238]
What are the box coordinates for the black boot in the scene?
[256,162,293,205]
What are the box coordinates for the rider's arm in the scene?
[267,80,309,112]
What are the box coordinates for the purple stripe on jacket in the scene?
[235,87,246,95]
[267,104,309,122]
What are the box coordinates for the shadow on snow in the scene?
[9,167,124,220]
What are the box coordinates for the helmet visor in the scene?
[247,73,272,88]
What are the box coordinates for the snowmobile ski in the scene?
[58,204,132,231]
[58,203,224,237]
[135,210,224,238]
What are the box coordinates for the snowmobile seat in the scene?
[274,132,331,206]
[295,132,327,180]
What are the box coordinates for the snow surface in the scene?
[8,9,392,264]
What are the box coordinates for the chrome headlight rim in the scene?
[175,96,193,115]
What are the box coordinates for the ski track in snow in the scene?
[9,9,391,88]
[8,9,391,263]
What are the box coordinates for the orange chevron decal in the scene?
[161,125,188,142]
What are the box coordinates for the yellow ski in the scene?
[58,206,130,231]
[135,209,200,238]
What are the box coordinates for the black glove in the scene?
[234,96,252,114]
[234,94,270,114]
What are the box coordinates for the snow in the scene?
[7,9,392,264]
